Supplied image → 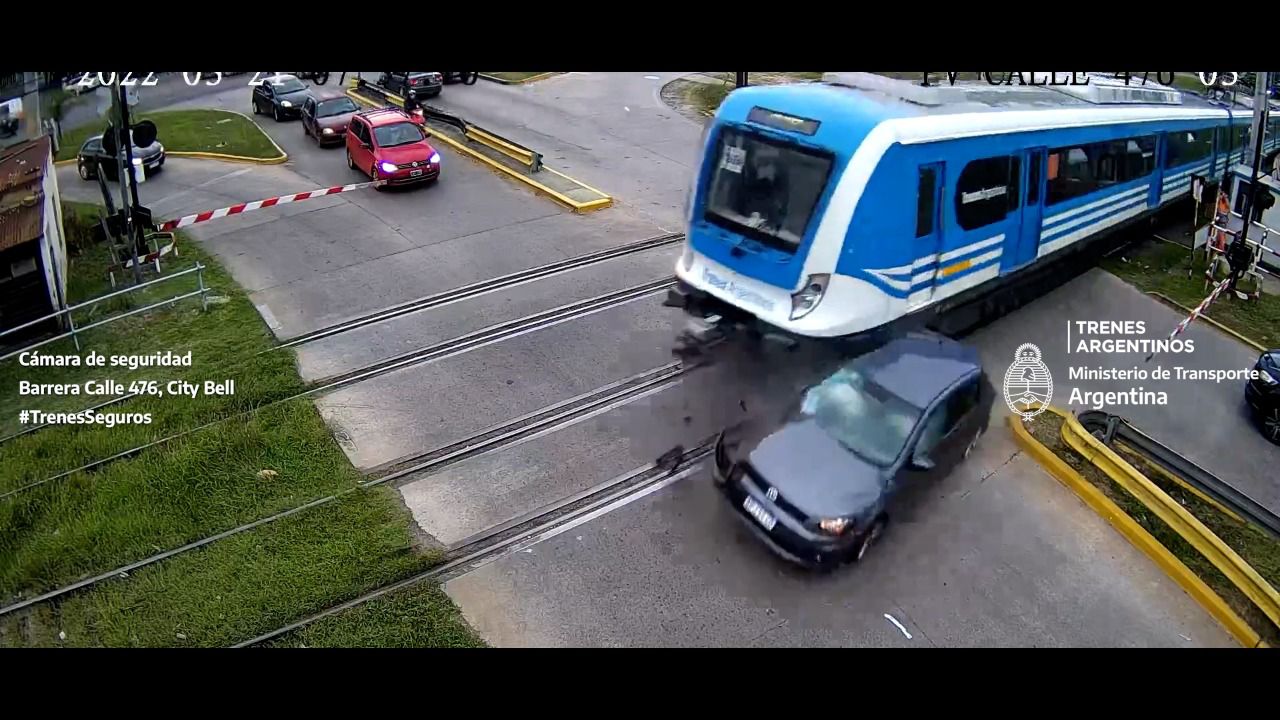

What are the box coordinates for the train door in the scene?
[908,162,945,309]
[1148,134,1165,208]
[1008,148,1045,269]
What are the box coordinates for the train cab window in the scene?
[954,156,1018,231]
[702,127,835,253]
[916,167,936,237]
[1166,128,1213,168]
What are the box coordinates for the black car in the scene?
[76,133,165,181]
[715,333,994,569]
[378,72,442,100]
[1245,349,1280,444]
[251,74,312,121]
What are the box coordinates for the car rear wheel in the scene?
[853,516,887,563]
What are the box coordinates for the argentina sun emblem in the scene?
[1003,343,1053,420]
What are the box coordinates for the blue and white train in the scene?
[670,72,1280,339]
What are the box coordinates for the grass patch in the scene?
[55,109,279,162]
[1026,412,1280,646]
[266,583,485,648]
[1102,237,1280,347]
[0,201,482,647]
[480,72,553,83]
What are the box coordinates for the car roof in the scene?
[310,89,352,102]
[847,333,982,410]
[358,108,417,127]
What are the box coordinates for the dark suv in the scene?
[378,72,443,101]
[1245,349,1280,444]
[714,333,993,569]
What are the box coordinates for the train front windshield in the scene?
[703,127,833,252]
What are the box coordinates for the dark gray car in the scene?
[76,133,165,181]
[251,75,312,121]
[714,333,994,569]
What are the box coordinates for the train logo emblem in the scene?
[1003,343,1053,419]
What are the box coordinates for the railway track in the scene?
[2,277,676,501]
[0,360,698,618]
[0,232,684,447]
[231,439,715,648]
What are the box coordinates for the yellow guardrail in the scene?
[1009,410,1269,648]
[1057,410,1280,633]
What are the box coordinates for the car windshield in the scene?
[703,127,834,253]
[797,367,920,468]
[316,98,358,117]
[271,79,306,94]
[373,122,424,147]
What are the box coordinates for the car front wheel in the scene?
[346,148,355,170]
[852,516,886,563]
[1263,407,1280,445]
[273,105,282,122]
[77,162,91,181]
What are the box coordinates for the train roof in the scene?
[719,73,1267,148]
[816,73,1262,116]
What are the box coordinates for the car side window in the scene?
[83,139,102,153]
[914,404,948,461]
[943,377,980,435]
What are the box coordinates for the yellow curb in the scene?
[1059,409,1280,633]
[346,90,612,214]
[1009,410,1267,649]
[479,72,559,85]
[1111,438,1246,524]
[167,151,287,164]
[1145,291,1267,352]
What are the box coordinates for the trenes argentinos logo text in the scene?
[1003,343,1053,419]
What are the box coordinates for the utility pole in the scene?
[1227,71,1270,291]
[108,77,144,284]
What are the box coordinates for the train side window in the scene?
[1166,128,1213,169]
[916,167,936,238]
[1046,146,1096,205]
[955,156,1016,231]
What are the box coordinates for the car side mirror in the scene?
[910,454,936,472]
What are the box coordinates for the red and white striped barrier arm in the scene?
[155,180,385,232]
[1171,279,1232,340]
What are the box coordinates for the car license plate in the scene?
[742,496,777,531]
[410,169,423,177]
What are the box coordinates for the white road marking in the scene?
[624,106,631,112]
[884,613,913,640]
[643,75,660,80]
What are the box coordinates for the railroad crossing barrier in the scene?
[154,180,385,232]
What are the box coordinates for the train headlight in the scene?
[790,274,829,320]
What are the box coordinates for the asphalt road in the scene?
[53,72,1265,647]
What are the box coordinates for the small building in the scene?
[0,135,69,347]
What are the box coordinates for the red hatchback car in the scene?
[345,108,440,186]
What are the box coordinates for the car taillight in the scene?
[410,78,420,86]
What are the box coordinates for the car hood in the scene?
[317,112,355,130]
[276,89,311,104]
[746,419,886,518]
[376,140,437,164]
